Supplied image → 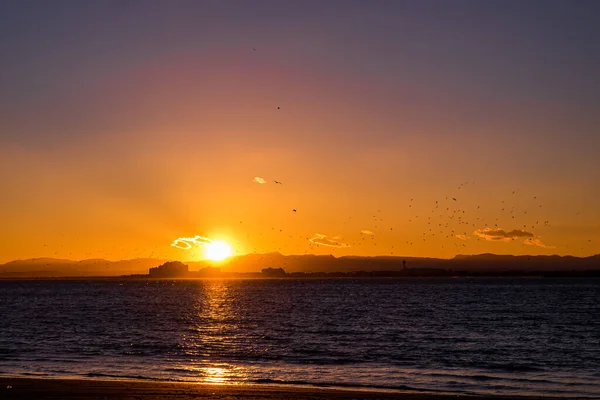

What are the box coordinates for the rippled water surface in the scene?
[1,278,599,397]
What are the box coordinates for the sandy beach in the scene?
[0,377,538,400]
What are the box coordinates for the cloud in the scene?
[171,236,213,250]
[474,228,534,242]
[253,176,266,184]
[309,233,351,248]
[360,230,375,236]
[524,237,555,249]
[473,228,555,249]
[455,234,469,240]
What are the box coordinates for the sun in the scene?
[204,240,233,262]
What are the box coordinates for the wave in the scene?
[4,367,600,398]
[480,363,544,372]
[249,378,446,393]
[83,372,181,382]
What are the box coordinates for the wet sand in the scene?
[0,377,540,400]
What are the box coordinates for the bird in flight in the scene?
[274,180,282,185]
[292,209,297,212]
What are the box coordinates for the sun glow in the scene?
[204,240,233,261]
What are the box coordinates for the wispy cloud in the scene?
[524,237,555,249]
[473,228,555,249]
[253,176,266,184]
[455,234,469,240]
[360,230,375,236]
[474,228,534,242]
[171,236,213,250]
[309,233,350,248]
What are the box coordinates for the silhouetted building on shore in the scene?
[261,267,287,277]
[149,261,189,278]
[194,267,221,277]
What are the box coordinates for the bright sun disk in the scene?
[204,240,233,261]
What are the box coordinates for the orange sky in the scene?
[1,2,599,263]
[2,130,598,263]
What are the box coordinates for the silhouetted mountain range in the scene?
[0,258,163,278]
[1,253,599,278]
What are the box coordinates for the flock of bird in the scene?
[245,176,596,257]
[37,174,586,263]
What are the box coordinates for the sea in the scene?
[1,278,599,398]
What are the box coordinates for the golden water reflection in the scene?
[177,280,250,384]
[170,362,250,384]
[204,366,227,383]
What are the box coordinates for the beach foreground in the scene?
[0,378,538,400]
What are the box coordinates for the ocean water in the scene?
[1,278,599,397]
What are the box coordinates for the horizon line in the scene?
[2,252,598,265]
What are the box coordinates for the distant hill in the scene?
[0,258,165,278]
[1,253,599,278]
[448,253,600,271]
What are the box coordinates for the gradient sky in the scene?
[1,0,599,263]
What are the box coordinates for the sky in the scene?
[1,0,599,263]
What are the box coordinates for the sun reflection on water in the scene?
[176,280,250,384]
[204,366,227,383]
